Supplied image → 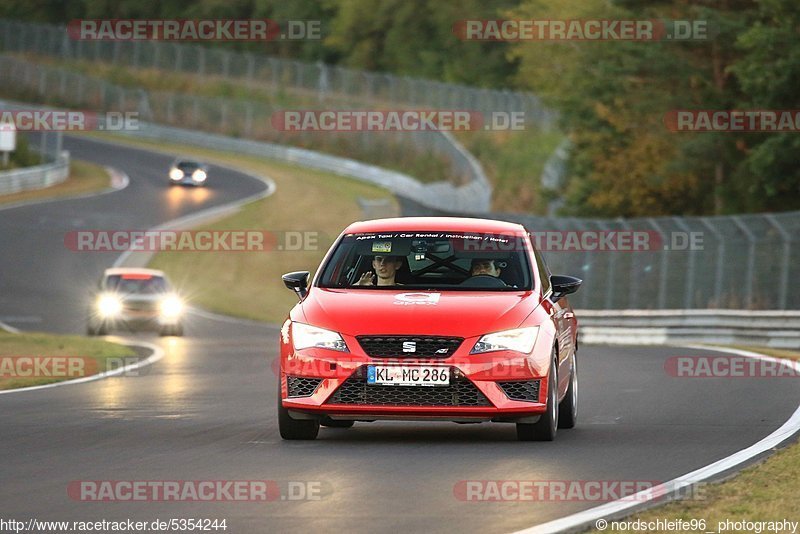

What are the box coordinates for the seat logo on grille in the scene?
[402,341,417,353]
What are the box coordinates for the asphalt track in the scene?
[0,135,798,533]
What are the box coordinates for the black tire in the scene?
[558,351,578,429]
[517,353,558,441]
[278,390,319,440]
[320,417,354,428]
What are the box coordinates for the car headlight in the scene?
[159,295,185,318]
[169,168,183,180]
[192,169,207,182]
[96,293,123,317]
[470,326,539,355]
[291,322,348,352]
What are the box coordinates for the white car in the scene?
[87,268,185,336]
[168,158,209,186]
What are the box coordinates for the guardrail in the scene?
[0,99,489,213]
[0,54,491,213]
[576,309,800,349]
[0,150,70,195]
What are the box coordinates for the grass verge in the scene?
[0,329,136,390]
[591,345,800,533]
[0,159,111,206]
[75,132,398,323]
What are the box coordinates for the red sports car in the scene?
[278,217,581,441]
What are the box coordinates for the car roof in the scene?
[343,217,527,235]
[103,267,166,277]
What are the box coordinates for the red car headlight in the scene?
[291,322,349,352]
[470,326,539,355]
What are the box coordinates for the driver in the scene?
[354,255,404,286]
[470,258,502,278]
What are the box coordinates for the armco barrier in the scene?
[577,310,800,349]
[0,150,70,195]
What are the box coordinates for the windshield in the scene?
[104,275,169,294]
[318,231,532,290]
[176,161,201,172]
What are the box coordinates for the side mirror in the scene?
[550,274,582,302]
[282,271,310,300]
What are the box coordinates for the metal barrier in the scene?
[577,310,800,349]
[0,54,491,213]
[0,128,69,195]
[0,19,556,130]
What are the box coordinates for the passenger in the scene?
[470,258,502,278]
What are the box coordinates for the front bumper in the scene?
[280,342,552,422]
[170,176,206,186]
[90,311,182,330]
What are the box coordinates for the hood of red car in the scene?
[298,288,542,338]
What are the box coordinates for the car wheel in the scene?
[320,417,354,428]
[278,390,319,440]
[558,350,578,429]
[517,353,558,442]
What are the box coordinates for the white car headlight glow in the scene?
[169,168,184,180]
[291,322,348,352]
[470,326,539,355]
[192,169,207,182]
[159,295,185,318]
[96,293,123,317]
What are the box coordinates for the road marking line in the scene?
[514,344,800,534]
[0,338,164,396]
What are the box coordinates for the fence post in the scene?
[764,214,791,310]
[647,218,669,309]
[699,218,725,307]
[731,216,756,308]
[673,217,696,308]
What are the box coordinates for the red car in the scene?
[278,217,581,441]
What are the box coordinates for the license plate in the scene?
[367,365,450,386]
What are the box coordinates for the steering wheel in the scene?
[459,274,508,288]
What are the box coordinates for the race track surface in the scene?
[0,135,796,533]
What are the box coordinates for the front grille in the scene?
[286,376,323,398]
[498,380,541,402]
[356,336,463,358]
[329,367,491,407]
[123,301,158,312]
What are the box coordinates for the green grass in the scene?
[76,131,398,323]
[458,129,563,213]
[0,330,135,390]
[591,345,800,533]
[0,159,111,206]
